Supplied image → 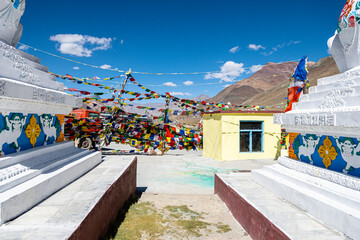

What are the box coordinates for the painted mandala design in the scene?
[318,137,338,169]
[25,115,41,147]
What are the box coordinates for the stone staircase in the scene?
[275,68,360,136]
[0,142,101,225]
[251,158,360,239]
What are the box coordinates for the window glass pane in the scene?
[89,113,100,118]
[240,122,262,130]
[240,132,250,152]
[252,132,262,152]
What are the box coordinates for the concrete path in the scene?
[105,143,276,194]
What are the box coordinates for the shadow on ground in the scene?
[100,187,147,240]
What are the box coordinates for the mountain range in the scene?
[208,56,339,108]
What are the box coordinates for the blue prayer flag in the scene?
[292,56,308,81]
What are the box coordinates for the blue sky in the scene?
[18,0,345,100]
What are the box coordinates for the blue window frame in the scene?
[239,121,263,153]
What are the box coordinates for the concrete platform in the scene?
[0,142,102,225]
[215,172,347,240]
[106,142,277,195]
[251,159,360,239]
[0,156,137,240]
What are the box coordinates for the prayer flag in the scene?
[285,56,308,112]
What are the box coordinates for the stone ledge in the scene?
[0,77,77,107]
[0,156,136,240]
[215,173,345,240]
[278,157,360,191]
[251,162,360,239]
[0,145,101,225]
[0,96,74,115]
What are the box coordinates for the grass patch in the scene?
[106,200,233,239]
[216,223,232,233]
[175,219,211,237]
[164,205,203,219]
[113,202,165,240]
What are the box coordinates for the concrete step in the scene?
[0,156,137,240]
[0,146,90,193]
[17,50,49,72]
[18,50,41,64]
[215,172,346,240]
[292,95,360,110]
[309,79,359,94]
[251,164,360,239]
[0,46,62,91]
[316,69,360,86]
[301,85,360,102]
[0,143,102,225]
[0,142,79,169]
[0,78,78,112]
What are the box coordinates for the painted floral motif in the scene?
[55,114,65,143]
[25,115,41,147]
[318,136,338,168]
[339,0,355,22]
[288,133,299,160]
[338,0,357,33]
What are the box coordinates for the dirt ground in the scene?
[107,193,251,240]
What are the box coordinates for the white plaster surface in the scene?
[0,96,75,115]
[217,172,346,240]
[251,161,360,239]
[328,1,360,74]
[0,142,102,225]
[0,41,63,91]
[278,157,360,191]
[0,0,25,46]
[0,78,77,106]
[0,156,134,240]
[274,67,360,137]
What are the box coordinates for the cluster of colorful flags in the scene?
[60,55,310,154]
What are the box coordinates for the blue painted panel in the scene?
[290,133,360,178]
[0,113,63,156]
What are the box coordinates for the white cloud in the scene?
[272,43,286,52]
[18,44,29,51]
[100,64,112,69]
[205,61,245,83]
[261,51,274,56]
[223,84,231,88]
[50,34,113,57]
[170,92,192,96]
[183,81,194,86]
[263,40,301,56]
[163,82,177,87]
[120,39,124,44]
[229,46,240,53]
[248,44,265,51]
[250,65,263,73]
[288,40,301,45]
[73,66,80,70]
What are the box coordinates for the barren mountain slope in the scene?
[208,61,298,104]
[242,56,340,107]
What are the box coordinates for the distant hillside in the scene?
[208,61,299,104]
[242,56,340,107]
[192,94,210,101]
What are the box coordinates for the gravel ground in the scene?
[134,193,252,240]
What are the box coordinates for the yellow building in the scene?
[203,111,282,161]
